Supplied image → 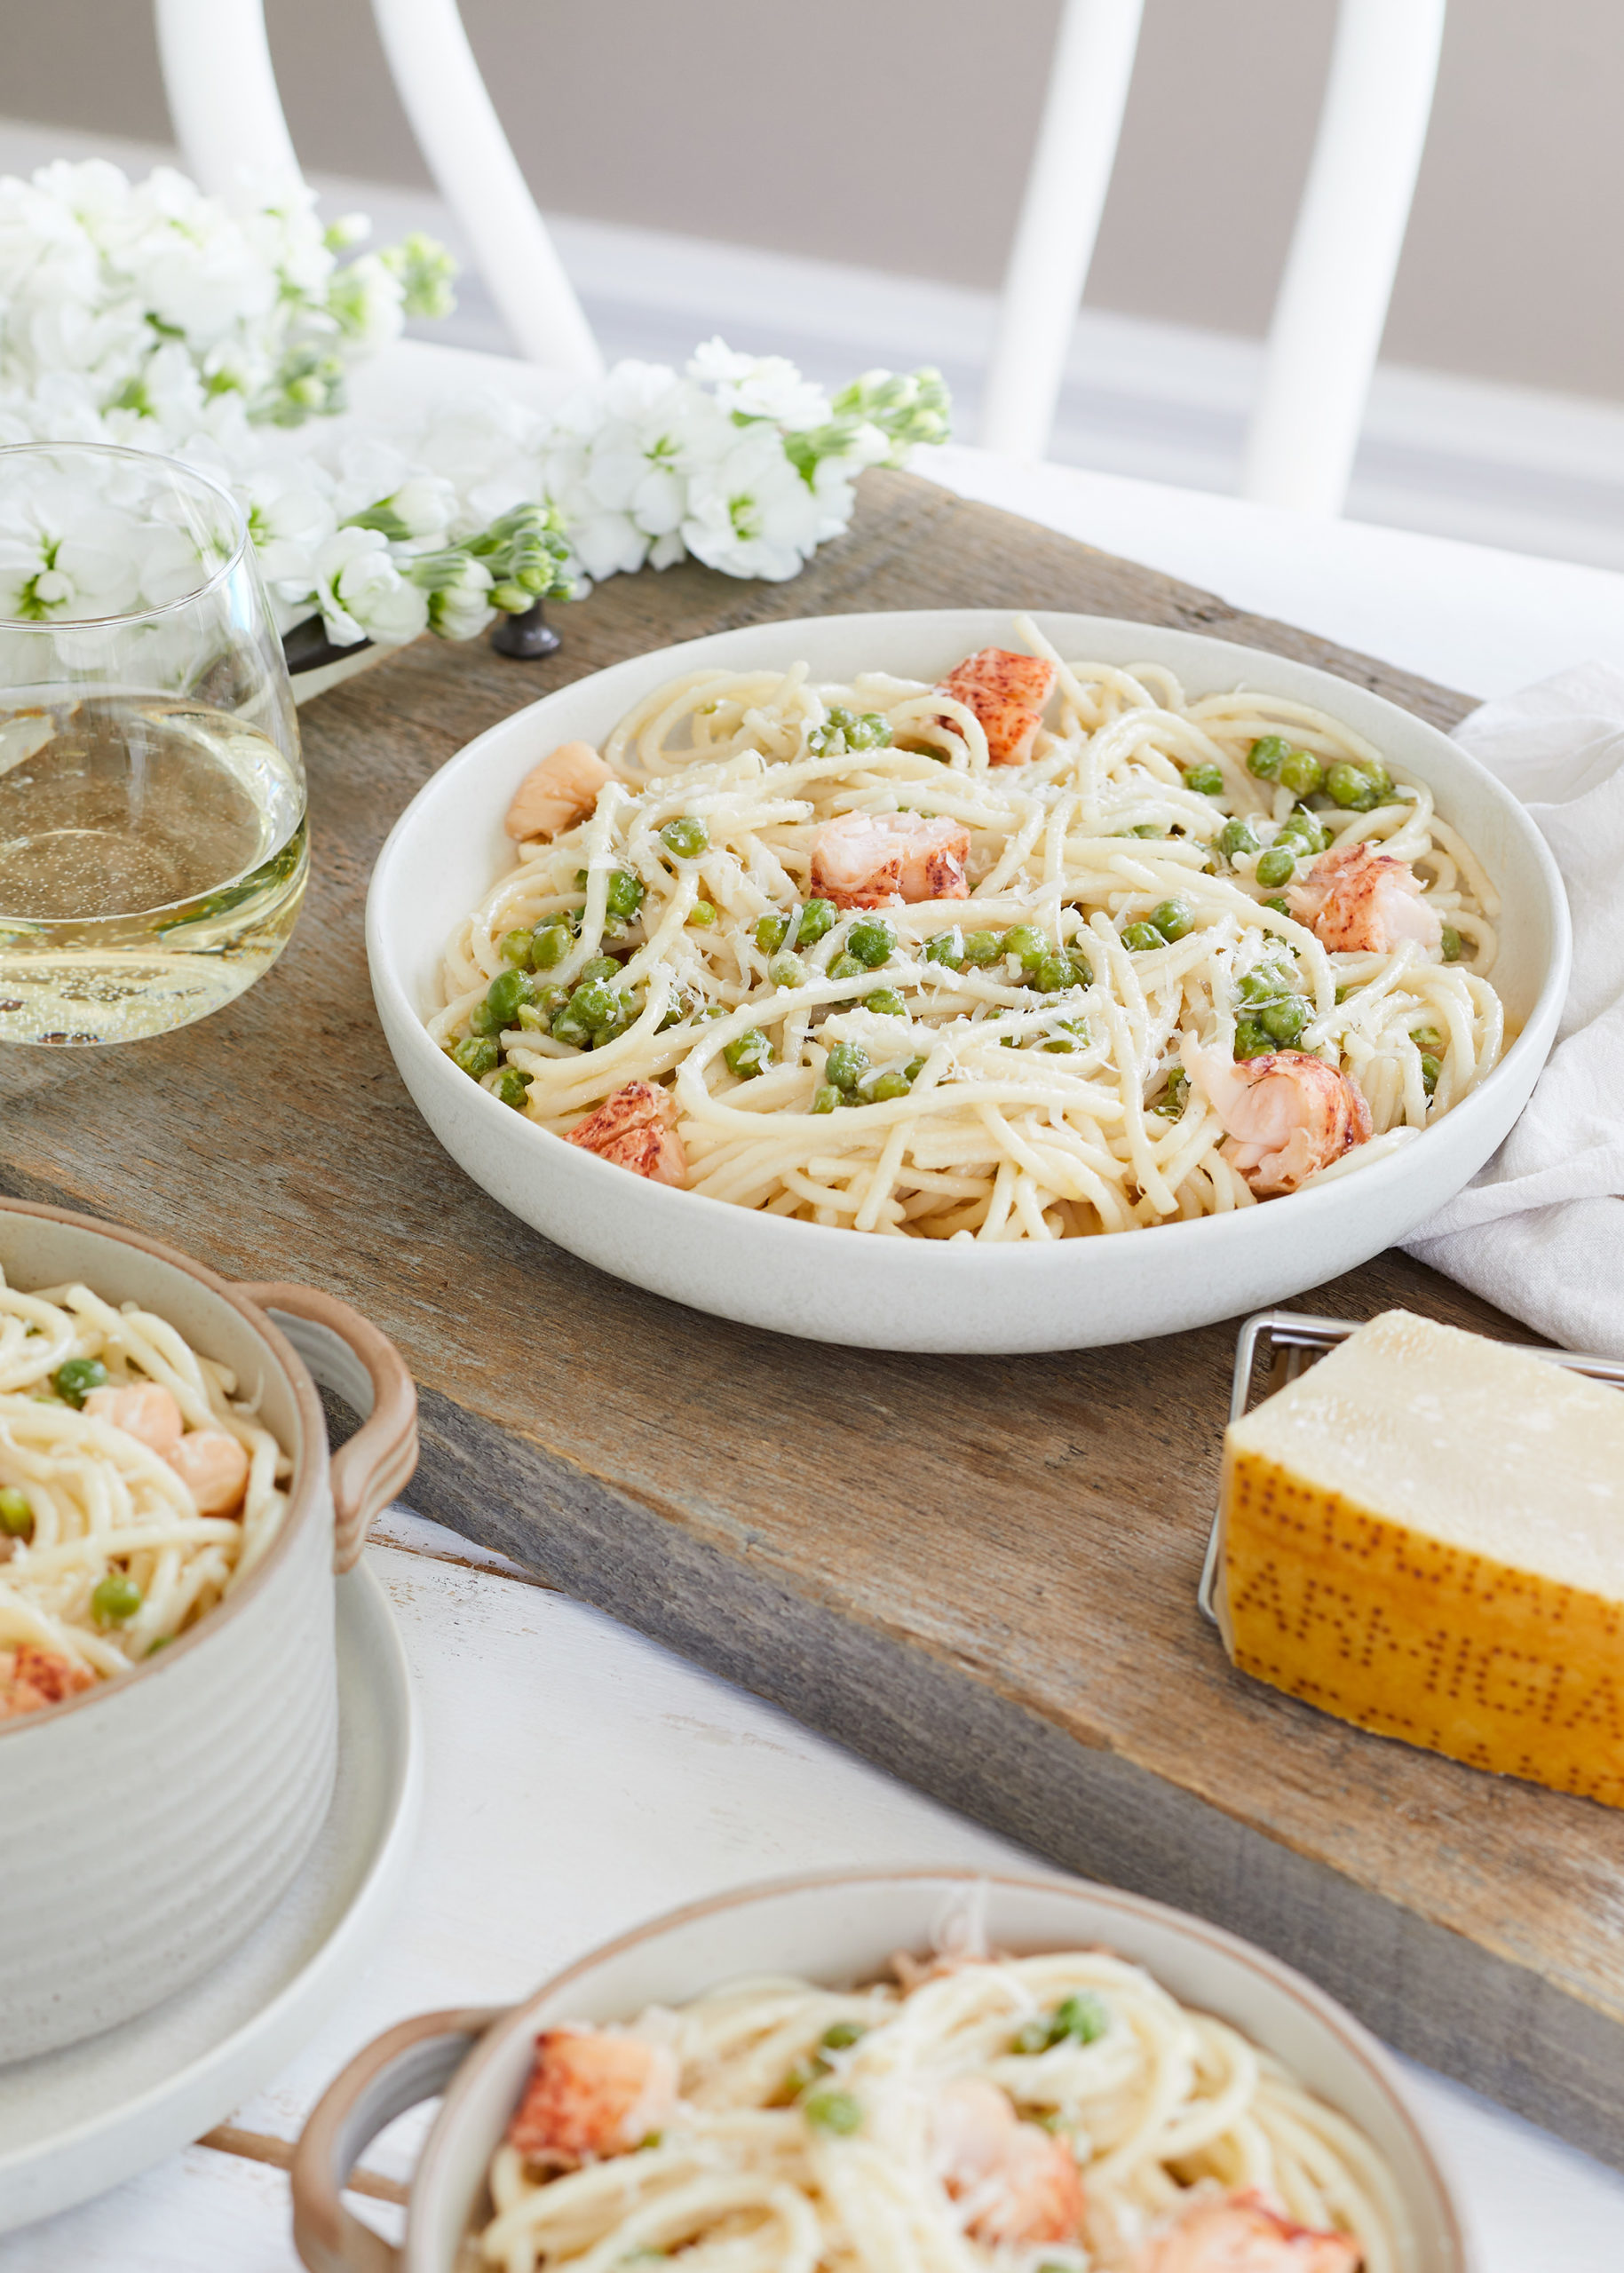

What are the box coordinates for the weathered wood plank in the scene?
[5,469,1618,2162]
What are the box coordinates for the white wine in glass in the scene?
[0,442,308,1045]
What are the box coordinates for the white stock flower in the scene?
[687,337,830,430]
[240,463,337,586]
[0,481,143,621]
[423,552,495,641]
[326,251,406,354]
[312,525,428,647]
[680,425,822,582]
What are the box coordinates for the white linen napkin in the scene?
[1403,661,1624,1351]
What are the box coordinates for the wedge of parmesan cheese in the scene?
[1220,1309,1624,1805]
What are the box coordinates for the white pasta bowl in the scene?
[289,1866,1471,2273]
[0,1200,418,2062]
[366,610,1568,1351]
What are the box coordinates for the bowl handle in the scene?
[235,1282,420,1574]
[291,2006,505,2272]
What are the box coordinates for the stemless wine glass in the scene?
[0,440,307,1044]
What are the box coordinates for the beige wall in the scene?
[8,0,1623,402]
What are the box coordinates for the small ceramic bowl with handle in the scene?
[0,1198,418,2063]
[290,1867,1472,2273]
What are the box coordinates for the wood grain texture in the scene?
[5,469,1618,2163]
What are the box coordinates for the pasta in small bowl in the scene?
[0,1198,418,2062]
[367,611,1567,1351]
[289,1868,1470,2272]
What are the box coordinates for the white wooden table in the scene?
[8,463,1624,2268]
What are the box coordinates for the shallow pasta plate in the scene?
[365,610,1568,1351]
[289,1867,1472,2272]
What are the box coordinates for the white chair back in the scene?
[982,0,1447,518]
[153,0,602,380]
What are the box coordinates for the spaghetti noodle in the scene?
[433,620,1503,1241]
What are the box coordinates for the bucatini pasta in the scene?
[479,1945,1406,2271]
[432,619,1504,1242]
[0,1271,288,1719]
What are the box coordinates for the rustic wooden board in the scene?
[5,469,1620,2166]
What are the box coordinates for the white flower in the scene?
[312,525,428,647]
[418,551,495,641]
[326,251,405,355]
[680,426,823,582]
[687,337,830,430]
[0,481,143,620]
[239,463,337,586]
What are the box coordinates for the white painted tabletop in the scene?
[8,466,1624,2267]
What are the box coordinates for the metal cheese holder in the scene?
[1198,1309,1624,1630]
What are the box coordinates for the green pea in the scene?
[1121,922,1164,952]
[1279,748,1324,796]
[1040,1034,1079,1052]
[803,2087,862,2134]
[846,918,896,969]
[1011,2017,1052,2055]
[1440,925,1463,962]
[1183,762,1224,796]
[1159,1066,1189,1120]
[574,869,590,887]
[1325,760,1381,812]
[1219,819,1260,861]
[577,955,619,986]
[549,1006,590,1049]
[1066,947,1094,986]
[851,712,893,749]
[696,1006,729,1022]
[604,869,645,921]
[1255,846,1296,890]
[923,927,964,969]
[1420,1053,1442,1096]
[498,929,535,969]
[1412,1026,1444,1052]
[490,1066,532,1109]
[808,706,857,756]
[903,1057,927,1081]
[755,914,787,954]
[53,1356,109,1409]
[1150,898,1194,942]
[1278,808,1329,854]
[865,987,907,1017]
[1260,995,1310,1044]
[1003,924,1049,971]
[961,930,1004,967]
[483,968,537,1033]
[826,951,866,981]
[91,1572,142,1623]
[1032,955,1073,994]
[1248,734,1291,781]
[569,978,620,1029]
[1262,895,1292,917]
[867,1069,911,1101]
[1051,1992,1108,2046]
[1236,965,1285,1005]
[811,1083,841,1114]
[769,953,806,989]
[820,2020,867,2051]
[798,898,836,945]
[825,1043,868,1090]
[531,921,571,969]
[724,1028,772,1079]
[1129,823,1164,839]
[661,815,709,859]
[687,899,718,929]
[451,1034,500,1078]
[0,1487,32,1538]
[1233,1018,1273,1060]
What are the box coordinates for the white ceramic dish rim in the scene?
[368,608,1570,1278]
[414,1865,1470,2269]
[0,1557,422,2230]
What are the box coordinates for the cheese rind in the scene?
[1221,1311,1624,1806]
